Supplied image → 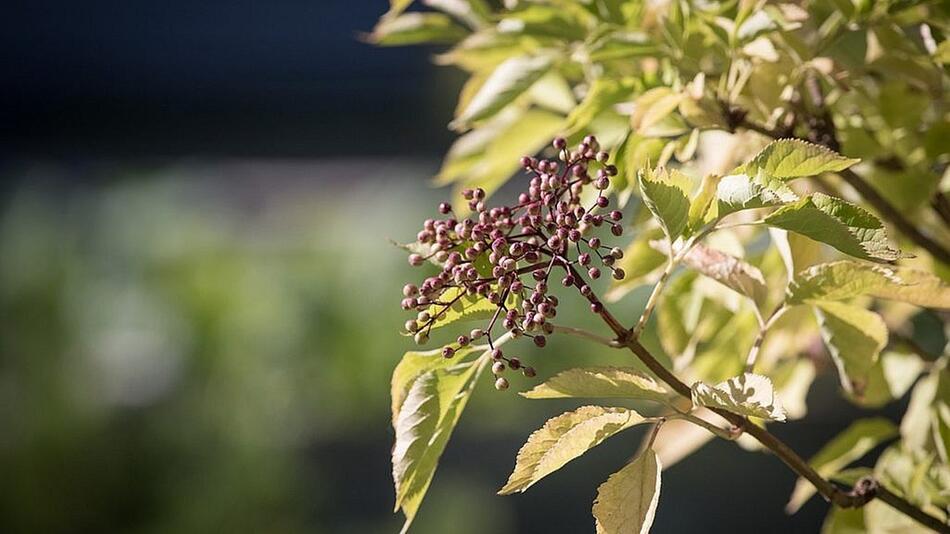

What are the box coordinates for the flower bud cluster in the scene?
[400,136,626,390]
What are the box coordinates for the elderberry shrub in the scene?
[399,136,625,390]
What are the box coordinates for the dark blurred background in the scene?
[0,2,926,533]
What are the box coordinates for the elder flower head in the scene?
[399,135,626,389]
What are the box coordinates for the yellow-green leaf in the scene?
[786,418,897,513]
[763,193,902,263]
[520,367,670,402]
[691,372,787,421]
[392,357,485,532]
[370,12,467,46]
[788,261,950,309]
[592,449,662,534]
[638,167,693,241]
[454,54,554,126]
[681,243,768,308]
[735,139,860,180]
[499,406,649,494]
[813,301,888,399]
[716,172,799,217]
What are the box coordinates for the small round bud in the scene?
[403,284,418,297]
[495,377,510,391]
[610,210,623,221]
[442,346,456,359]
[596,196,609,208]
[595,177,610,190]
[588,267,601,279]
[610,247,624,259]
[405,320,418,333]
[605,164,618,176]
[408,254,424,266]
[438,202,452,214]
[579,253,591,266]
[491,348,504,360]
[470,328,484,340]
[613,268,626,280]
[508,357,521,370]
[523,366,537,378]
[562,274,575,287]
[580,284,592,296]
[414,332,429,345]
[596,151,609,163]
[611,224,623,236]
[492,361,506,375]
[520,156,535,168]
[534,335,546,347]
[457,335,470,347]
[589,237,601,248]
[553,137,567,150]
[590,302,603,313]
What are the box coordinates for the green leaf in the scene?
[587,30,660,62]
[821,506,865,534]
[565,78,637,135]
[691,372,787,421]
[686,173,721,231]
[788,261,950,309]
[845,351,924,409]
[453,108,564,205]
[813,301,888,399]
[734,139,860,180]
[635,92,684,134]
[392,357,486,532]
[715,172,799,217]
[386,0,414,18]
[605,227,667,302]
[610,134,666,205]
[638,167,693,241]
[681,243,768,308]
[370,13,467,46]
[900,372,940,452]
[391,345,480,424]
[499,406,649,494]
[422,285,519,331]
[592,449,662,534]
[786,418,898,513]
[763,193,902,263]
[453,54,554,126]
[520,367,670,402]
[529,72,576,115]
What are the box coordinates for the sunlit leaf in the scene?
[520,367,670,402]
[681,243,768,308]
[734,139,860,180]
[788,261,950,309]
[370,13,467,46]
[499,406,649,494]
[392,357,485,532]
[592,449,662,534]
[691,372,787,421]
[786,418,898,513]
[454,54,555,126]
[716,172,798,217]
[638,167,693,241]
[565,78,637,135]
[763,194,902,263]
[814,301,887,399]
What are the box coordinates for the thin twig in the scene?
[745,304,788,372]
[551,324,621,348]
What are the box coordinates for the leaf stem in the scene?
[551,324,622,348]
[745,304,788,372]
